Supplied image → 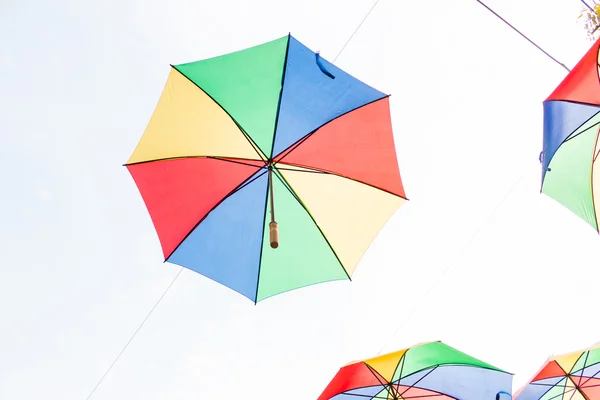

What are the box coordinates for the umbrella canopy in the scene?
[514,343,600,400]
[539,37,600,231]
[318,341,513,399]
[125,34,407,303]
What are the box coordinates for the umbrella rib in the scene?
[591,128,600,232]
[170,65,267,161]
[580,381,600,388]
[268,33,291,160]
[363,363,398,399]
[535,361,574,400]
[574,351,591,385]
[563,378,578,400]
[334,383,392,399]
[541,108,600,180]
[275,166,329,174]
[534,380,576,400]
[593,54,600,237]
[338,392,387,399]
[164,169,268,261]
[554,386,579,400]
[271,167,305,207]
[579,352,600,387]
[276,162,408,200]
[398,365,438,397]
[210,156,267,168]
[391,352,407,393]
[530,381,567,387]
[252,170,271,304]
[526,382,563,400]
[403,389,457,399]
[235,169,270,193]
[548,99,600,108]
[273,95,390,162]
[123,156,267,168]
[271,171,351,280]
[396,382,460,400]
[365,363,391,387]
[333,364,392,399]
[567,379,579,400]
[562,120,600,144]
[581,370,600,388]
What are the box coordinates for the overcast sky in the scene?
[1,0,599,398]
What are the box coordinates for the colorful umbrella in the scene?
[514,343,600,399]
[540,37,600,231]
[125,34,407,303]
[318,341,513,399]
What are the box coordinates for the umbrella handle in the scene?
[496,391,511,400]
[270,222,279,248]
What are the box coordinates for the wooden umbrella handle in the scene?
[269,222,278,248]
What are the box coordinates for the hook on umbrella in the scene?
[315,51,335,79]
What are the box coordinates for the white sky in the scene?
[1,0,599,398]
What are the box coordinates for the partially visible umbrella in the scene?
[539,37,600,231]
[318,341,513,399]
[125,34,407,303]
[514,343,600,400]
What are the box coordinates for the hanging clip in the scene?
[540,151,551,171]
[496,391,511,400]
[315,51,335,79]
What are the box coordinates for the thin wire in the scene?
[333,0,382,62]
[475,0,571,72]
[581,0,595,13]
[85,267,184,400]
[581,0,600,35]
[376,173,525,355]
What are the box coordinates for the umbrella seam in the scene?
[591,57,600,232]
[169,65,267,161]
[563,119,600,144]
[268,33,291,160]
[163,168,268,262]
[252,170,271,304]
[273,95,391,162]
[124,156,267,169]
[272,169,351,280]
[541,105,600,175]
[275,163,408,200]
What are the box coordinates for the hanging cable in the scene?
[373,0,575,358]
[475,0,571,72]
[376,173,526,355]
[84,267,184,399]
[333,0,381,62]
[580,0,600,35]
[581,0,595,13]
